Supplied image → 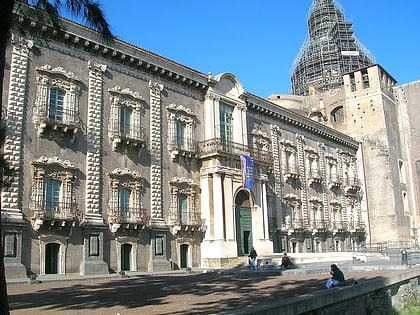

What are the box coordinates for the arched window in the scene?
[330,106,344,124]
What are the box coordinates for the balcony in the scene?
[308,170,322,185]
[328,175,341,189]
[109,120,146,151]
[343,177,361,193]
[310,220,327,230]
[283,168,300,181]
[283,219,304,231]
[169,211,206,234]
[348,222,366,232]
[108,207,149,232]
[168,136,196,159]
[31,200,78,230]
[35,107,81,136]
[196,138,273,163]
[331,221,348,231]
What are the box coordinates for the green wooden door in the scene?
[236,206,252,256]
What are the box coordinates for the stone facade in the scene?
[0,7,370,277]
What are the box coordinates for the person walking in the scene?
[248,247,258,271]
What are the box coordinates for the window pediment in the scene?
[30,156,78,230]
[108,86,146,151]
[167,104,196,160]
[36,65,81,82]
[33,65,82,138]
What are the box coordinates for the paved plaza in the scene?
[6,269,392,315]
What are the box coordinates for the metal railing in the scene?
[30,200,77,220]
[196,138,273,163]
[109,207,149,224]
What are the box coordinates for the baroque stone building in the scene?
[2,0,418,278]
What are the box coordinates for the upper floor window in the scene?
[45,178,61,211]
[167,104,196,159]
[341,153,361,193]
[250,127,273,163]
[219,103,233,143]
[119,106,132,136]
[330,106,344,124]
[108,86,145,151]
[33,65,81,137]
[48,88,65,122]
[361,69,370,89]
[281,140,298,179]
[325,154,340,189]
[108,168,148,232]
[30,156,78,230]
[305,147,321,185]
[349,73,356,92]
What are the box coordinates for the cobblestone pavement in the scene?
[6,269,392,315]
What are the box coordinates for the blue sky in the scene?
[75,0,419,97]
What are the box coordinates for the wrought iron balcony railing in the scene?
[108,207,149,225]
[168,136,196,153]
[284,219,304,230]
[109,120,146,143]
[331,221,347,230]
[43,107,80,129]
[170,211,203,227]
[30,200,77,220]
[196,138,273,163]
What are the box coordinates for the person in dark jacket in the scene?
[326,264,345,288]
[280,252,293,269]
[248,247,258,271]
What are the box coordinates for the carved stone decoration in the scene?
[30,156,78,230]
[33,64,82,138]
[149,80,165,223]
[1,34,33,221]
[83,60,106,225]
[166,103,196,160]
[108,86,145,152]
[168,177,205,236]
[107,168,148,233]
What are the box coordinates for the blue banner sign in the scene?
[240,155,254,189]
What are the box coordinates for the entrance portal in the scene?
[235,190,252,256]
[45,243,60,274]
[180,244,189,268]
[121,243,132,271]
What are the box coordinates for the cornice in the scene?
[13,6,209,92]
[242,92,359,151]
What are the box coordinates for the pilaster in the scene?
[318,142,329,222]
[149,80,165,225]
[79,60,108,275]
[270,125,283,230]
[83,60,107,226]
[296,134,308,225]
[2,35,32,222]
[2,35,31,279]
[148,80,170,271]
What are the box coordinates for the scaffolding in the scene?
[290,0,375,96]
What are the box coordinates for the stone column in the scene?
[80,60,108,275]
[1,35,32,278]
